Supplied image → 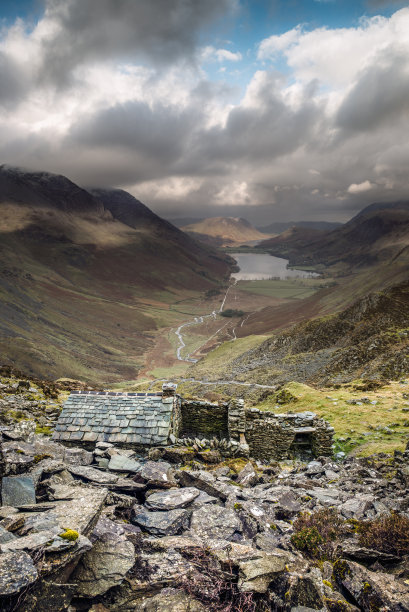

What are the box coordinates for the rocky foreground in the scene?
[1,417,409,612]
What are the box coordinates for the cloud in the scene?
[33,0,236,86]
[347,181,374,194]
[202,46,242,62]
[1,4,409,222]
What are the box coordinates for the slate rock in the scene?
[73,517,135,597]
[139,461,176,488]
[238,551,290,593]
[136,587,206,611]
[145,487,200,511]
[190,490,219,508]
[333,559,409,611]
[131,507,191,536]
[47,483,109,535]
[1,475,36,507]
[108,454,141,472]
[306,461,324,476]
[0,525,17,544]
[341,539,402,563]
[67,464,119,484]
[0,528,65,554]
[189,505,241,541]
[177,470,228,501]
[16,579,77,612]
[236,462,259,487]
[0,550,38,595]
[63,447,93,465]
[0,506,18,519]
[285,568,326,610]
[339,495,375,519]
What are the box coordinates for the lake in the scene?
[231,253,319,281]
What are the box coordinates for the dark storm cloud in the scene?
[336,51,409,132]
[40,0,234,85]
[69,100,200,180]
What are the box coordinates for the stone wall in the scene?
[228,398,246,441]
[245,410,295,461]
[170,396,182,439]
[243,409,334,461]
[180,400,228,439]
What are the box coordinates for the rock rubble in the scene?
[0,422,408,611]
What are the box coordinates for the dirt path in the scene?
[149,377,277,390]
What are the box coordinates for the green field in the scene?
[238,278,324,300]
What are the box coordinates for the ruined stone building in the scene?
[53,385,334,461]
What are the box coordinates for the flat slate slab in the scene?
[0,550,38,595]
[1,476,36,507]
[131,507,191,536]
[145,487,200,511]
[108,454,141,472]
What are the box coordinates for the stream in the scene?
[174,282,235,362]
[174,253,317,362]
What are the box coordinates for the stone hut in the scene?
[53,385,334,460]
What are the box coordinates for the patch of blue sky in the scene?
[0,0,43,26]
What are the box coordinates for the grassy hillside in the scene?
[0,167,232,383]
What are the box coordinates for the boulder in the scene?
[108,454,141,472]
[1,475,36,506]
[1,441,35,474]
[339,495,375,519]
[47,483,109,535]
[131,507,191,536]
[177,470,229,501]
[63,447,93,466]
[15,580,77,612]
[138,461,177,488]
[238,551,290,593]
[145,488,200,511]
[0,525,17,544]
[136,587,206,611]
[67,464,119,485]
[285,568,326,610]
[306,461,324,476]
[189,505,241,541]
[190,490,219,508]
[333,559,409,611]
[236,462,258,487]
[73,517,135,597]
[0,550,37,595]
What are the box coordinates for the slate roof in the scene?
[52,391,174,445]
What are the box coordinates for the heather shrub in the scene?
[177,547,263,611]
[291,508,345,561]
[356,511,409,556]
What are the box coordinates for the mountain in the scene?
[168,217,205,228]
[257,220,343,234]
[0,166,232,382]
[189,280,409,392]
[260,201,409,270]
[182,216,269,246]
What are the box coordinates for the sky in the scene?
[1,0,409,224]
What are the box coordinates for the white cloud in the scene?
[347,180,374,194]
[201,46,242,62]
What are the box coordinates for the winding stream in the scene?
[174,253,317,362]
[174,282,234,362]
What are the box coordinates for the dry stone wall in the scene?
[179,400,229,439]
